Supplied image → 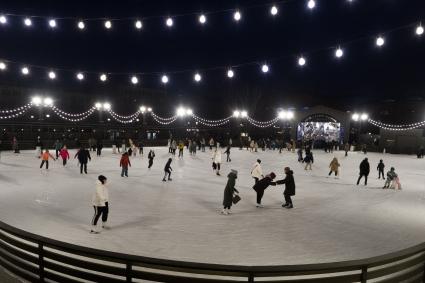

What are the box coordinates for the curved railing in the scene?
[1,220,424,283]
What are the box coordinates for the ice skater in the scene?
[328,157,340,178]
[90,175,109,234]
[383,167,398,189]
[276,167,295,208]
[212,145,222,176]
[224,145,231,162]
[297,147,303,162]
[251,159,263,184]
[59,145,70,166]
[96,141,103,156]
[162,158,173,181]
[178,141,184,158]
[119,152,131,177]
[344,143,350,157]
[377,159,385,179]
[221,169,239,215]
[39,149,56,170]
[303,151,314,170]
[148,150,155,169]
[53,139,62,159]
[252,172,276,208]
[356,158,370,186]
[75,147,91,174]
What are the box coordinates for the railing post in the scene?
[361,266,368,283]
[248,272,254,283]
[126,262,132,283]
[38,243,45,282]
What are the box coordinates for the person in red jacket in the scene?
[120,152,131,177]
[59,145,70,166]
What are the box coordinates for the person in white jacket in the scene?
[251,159,264,184]
[212,144,222,176]
[90,175,109,234]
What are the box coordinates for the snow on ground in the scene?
[1,147,425,265]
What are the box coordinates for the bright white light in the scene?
[0,62,6,70]
[278,111,287,119]
[234,11,242,21]
[131,76,139,84]
[376,36,385,47]
[140,106,146,113]
[199,14,207,24]
[49,19,56,28]
[43,97,53,106]
[186,109,193,116]
[352,113,360,121]
[48,71,56,80]
[100,74,107,82]
[287,111,294,119]
[307,0,316,9]
[298,57,306,66]
[360,113,368,121]
[21,67,30,75]
[161,75,169,84]
[103,103,111,110]
[241,111,248,118]
[227,69,234,78]
[46,114,50,118]
[166,18,173,27]
[416,25,424,36]
[261,64,269,73]
[233,110,240,118]
[335,47,344,58]
[24,18,32,27]
[32,96,42,106]
[270,6,278,16]
[135,20,143,29]
[95,102,102,109]
[76,73,84,80]
[77,21,85,30]
[147,107,152,112]
[0,15,7,24]
[194,73,202,82]
[104,20,112,29]
[177,107,186,117]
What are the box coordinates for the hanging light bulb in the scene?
[0,15,7,24]
[307,0,316,9]
[100,74,107,82]
[135,20,143,29]
[376,36,385,47]
[233,11,242,21]
[270,6,278,16]
[48,19,57,28]
[166,18,173,27]
[131,76,139,84]
[161,75,169,84]
[227,69,234,78]
[48,71,56,80]
[77,21,85,30]
[335,47,344,58]
[76,73,84,80]
[199,14,207,24]
[194,73,202,82]
[21,67,30,75]
[298,57,306,66]
[261,64,269,73]
[104,20,112,29]
[416,24,424,36]
[24,18,32,27]
[0,62,6,70]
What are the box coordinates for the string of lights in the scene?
[0,0,352,34]
[192,115,231,127]
[151,112,178,122]
[151,114,178,125]
[51,106,96,117]
[51,107,96,122]
[0,20,423,86]
[0,105,32,119]
[108,109,141,120]
[368,119,425,131]
[0,103,33,114]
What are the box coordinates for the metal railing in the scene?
[1,220,424,282]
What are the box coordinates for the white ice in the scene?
[1,147,425,265]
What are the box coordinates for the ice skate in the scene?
[221,209,228,215]
[286,204,294,209]
[216,172,221,176]
[102,222,110,230]
[282,203,289,208]
[162,178,166,182]
[90,226,100,234]
[256,203,264,208]
[227,209,232,214]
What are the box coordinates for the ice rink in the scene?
[1,147,425,265]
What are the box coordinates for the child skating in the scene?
[119,152,131,177]
[162,158,173,181]
[40,149,56,170]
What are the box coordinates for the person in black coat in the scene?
[96,140,103,156]
[162,158,173,181]
[252,172,276,208]
[74,147,91,174]
[377,159,385,179]
[276,167,296,209]
[356,158,370,186]
[148,150,155,169]
[222,170,239,215]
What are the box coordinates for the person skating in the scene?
[297,147,303,162]
[344,143,350,157]
[40,149,56,170]
[75,147,91,174]
[209,138,215,150]
[377,160,385,179]
[252,172,276,208]
[96,140,103,157]
[138,140,144,156]
[383,167,398,189]
[178,141,184,158]
[276,167,295,208]
[12,136,19,153]
[328,157,340,178]
[119,152,131,177]
[90,175,109,234]
[53,139,62,159]
[224,145,231,162]
[356,158,370,186]
[303,151,314,170]
[201,137,206,152]
[35,137,43,158]
[212,145,222,176]
[148,150,155,169]
[171,140,177,156]
[162,158,173,181]
[59,145,70,166]
[221,169,239,215]
[251,159,263,184]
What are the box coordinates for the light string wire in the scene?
[0,103,32,113]
[368,119,425,131]
[0,20,422,80]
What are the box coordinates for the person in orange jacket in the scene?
[40,149,56,170]
[119,152,131,177]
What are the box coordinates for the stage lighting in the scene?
[103,103,111,110]
[360,113,368,121]
[43,97,53,106]
[24,18,32,27]
[186,109,193,116]
[416,24,424,36]
[307,0,316,9]
[95,102,102,109]
[32,96,42,106]
[376,36,385,47]
[140,106,146,113]
[335,47,344,58]
[352,113,360,121]
[177,107,186,117]
[0,15,7,24]
[241,111,248,118]
[104,20,112,29]
[233,110,240,118]
[298,57,306,66]
[166,18,173,27]
[0,62,6,70]
[77,21,85,30]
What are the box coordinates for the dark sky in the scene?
[0,0,425,118]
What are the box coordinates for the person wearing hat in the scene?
[276,167,296,209]
[221,169,239,215]
[252,172,276,208]
[91,175,109,234]
[251,159,264,184]
[383,167,397,189]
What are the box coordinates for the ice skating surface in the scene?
[1,148,425,266]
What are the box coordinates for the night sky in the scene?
[0,0,424,120]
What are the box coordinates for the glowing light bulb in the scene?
[103,103,111,110]
[24,18,32,26]
[140,106,146,112]
[307,0,316,9]
[0,62,6,70]
[298,57,306,66]
[95,102,102,109]
[32,96,42,106]
[131,76,139,84]
[416,25,424,36]
[49,19,56,28]
[352,113,359,121]
[241,111,248,118]
[161,75,169,84]
[48,71,56,80]
[335,47,344,58]
[76,73,84,80]
[135,20,142,29]
[0,15,7,24]
[166,18,173,27]
[194,73,202,82]
[100,74,107,82]
[104,20,112,29]
[234,11,242,21]
[199,14,207,24]
[44,97,53,106]
[376,36,385,47]
[233,111,240,118]
[77,21,85,30]
[261,64,269,73]
[361,113,368,121]
[21,67,30,75]
[227,69,234,78]
[270,6,278,16]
